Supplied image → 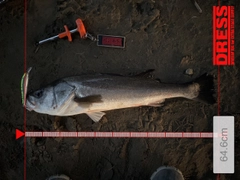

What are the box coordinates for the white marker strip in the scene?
[25,132,42,137]
[24,132,214,138]
[166,132,182,138]
[112,132,130,137]
[60,132,77,137]
[183,132,200,138]
[43,132,59,137]
[95,132,113,137]
[147,132,165,138]
[78,132,95,137]
[200,132,213,138]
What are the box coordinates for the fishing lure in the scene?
[21,67,32,107]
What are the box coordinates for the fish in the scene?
[26,71,215,122]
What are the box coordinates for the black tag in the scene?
[97,34,125,48]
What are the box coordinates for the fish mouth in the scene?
[25,96,36,111]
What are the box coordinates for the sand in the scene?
[0,0,239,179]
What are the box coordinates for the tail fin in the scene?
[192,73,216,104]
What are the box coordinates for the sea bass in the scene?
[26,72,215,122]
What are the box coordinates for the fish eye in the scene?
[33,90,43,98]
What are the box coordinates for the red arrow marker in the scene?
[16,129,25,139]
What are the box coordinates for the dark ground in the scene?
[0,0,239,179]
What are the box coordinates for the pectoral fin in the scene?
[86,112,106,122]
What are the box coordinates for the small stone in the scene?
[185,68,194,76]
[100,116,108,124]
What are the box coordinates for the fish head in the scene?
[26,85,57,114]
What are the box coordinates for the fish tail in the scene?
[191,73,216,104]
